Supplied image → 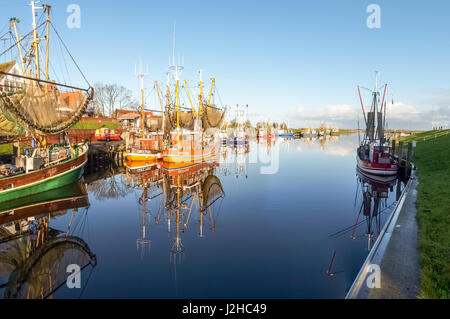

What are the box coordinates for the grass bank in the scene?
[71,120,119,130]
[411,130,450,298]
[0,143,12,155]
[398,129,450,144]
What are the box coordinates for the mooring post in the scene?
[406,142,412,175]
[398,141,404,166]
[326,251,337,276]
[392,139,396,157]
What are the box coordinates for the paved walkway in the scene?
[368,176,421,298]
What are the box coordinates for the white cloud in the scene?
[291,104,360,128]
[289,101,448,130]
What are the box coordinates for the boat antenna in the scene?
[169,20,184,80]
[374,70,379,92]
[172,20,176,68]
[30,0,44,79]
[135,58,148,138]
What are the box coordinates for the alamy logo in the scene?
[366,4,381,29]
[66,4,81,29]
[67,264,81,289]
[366,264,381,288]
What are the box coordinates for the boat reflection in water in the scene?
[353,169,399,251]
[0,181,96,299]
[217,142,250,178]
[233,145,250,179]
[125,158,225,262]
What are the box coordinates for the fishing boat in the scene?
[228,130,248,145]
[302,126,317,138]
[227,105,248,145]
[124,132,163,162]
[325,124,331,136]
[356,72,398,176]
[318,122,326,136]
[0,3,93,202]
[276,129,295,138]
[0,143,88,203]
[218,130,228,145]
[161,55,224,163]
[257,129,275,139]
[163,130,217,163]
[124,64,164,162]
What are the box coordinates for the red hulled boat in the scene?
[356,72,398,176]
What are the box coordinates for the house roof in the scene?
[0,61,16,74]
[115,109,154,117]
[59,91,84,109]
[118,114,140,120]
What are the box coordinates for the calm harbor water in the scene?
[0,134,405,298]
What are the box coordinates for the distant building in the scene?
[0,61,24,92]
[58,90,85,113]
[114,109,162,131]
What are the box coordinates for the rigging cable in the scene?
[49,20,91,88]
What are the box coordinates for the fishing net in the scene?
[167,103,195,131]
[0,77,93,135]
[0,98,25,141]
[201,174,224,211]
[144,115,163,132]
[0,14,94,138]
[201,102,225,129]
[3,236,96,299]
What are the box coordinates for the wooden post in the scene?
[391,139,396,157]
[13,142,20,158]
[406,142,412,175]
[398,141,404,164]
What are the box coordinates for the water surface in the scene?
[0,134,405,298]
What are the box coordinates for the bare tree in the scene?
[93,83,137,117]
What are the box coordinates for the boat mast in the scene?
[45,5,50,82]
[208,78,215,107]
[184,80,196,117]
[199,69,203,117]
[10,18,26,73]
[30,0,44,79]
[135,62,148,138]
[137,181,150,257]
[169,21,183,143]
[166,72,170,111]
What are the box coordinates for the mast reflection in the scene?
[125,159,225,262]
[353,169,398,251]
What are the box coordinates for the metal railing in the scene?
[417,130,450,142]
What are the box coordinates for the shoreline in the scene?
[347,130,450,299]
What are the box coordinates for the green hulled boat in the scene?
[0,3,93,203]
[0,143,88,203]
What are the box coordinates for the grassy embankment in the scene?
[399,130,450,298]
[71,120,119,130]
[291,128,362,135]
[0,143,12,155]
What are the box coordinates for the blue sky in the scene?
[1,0,450,129]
